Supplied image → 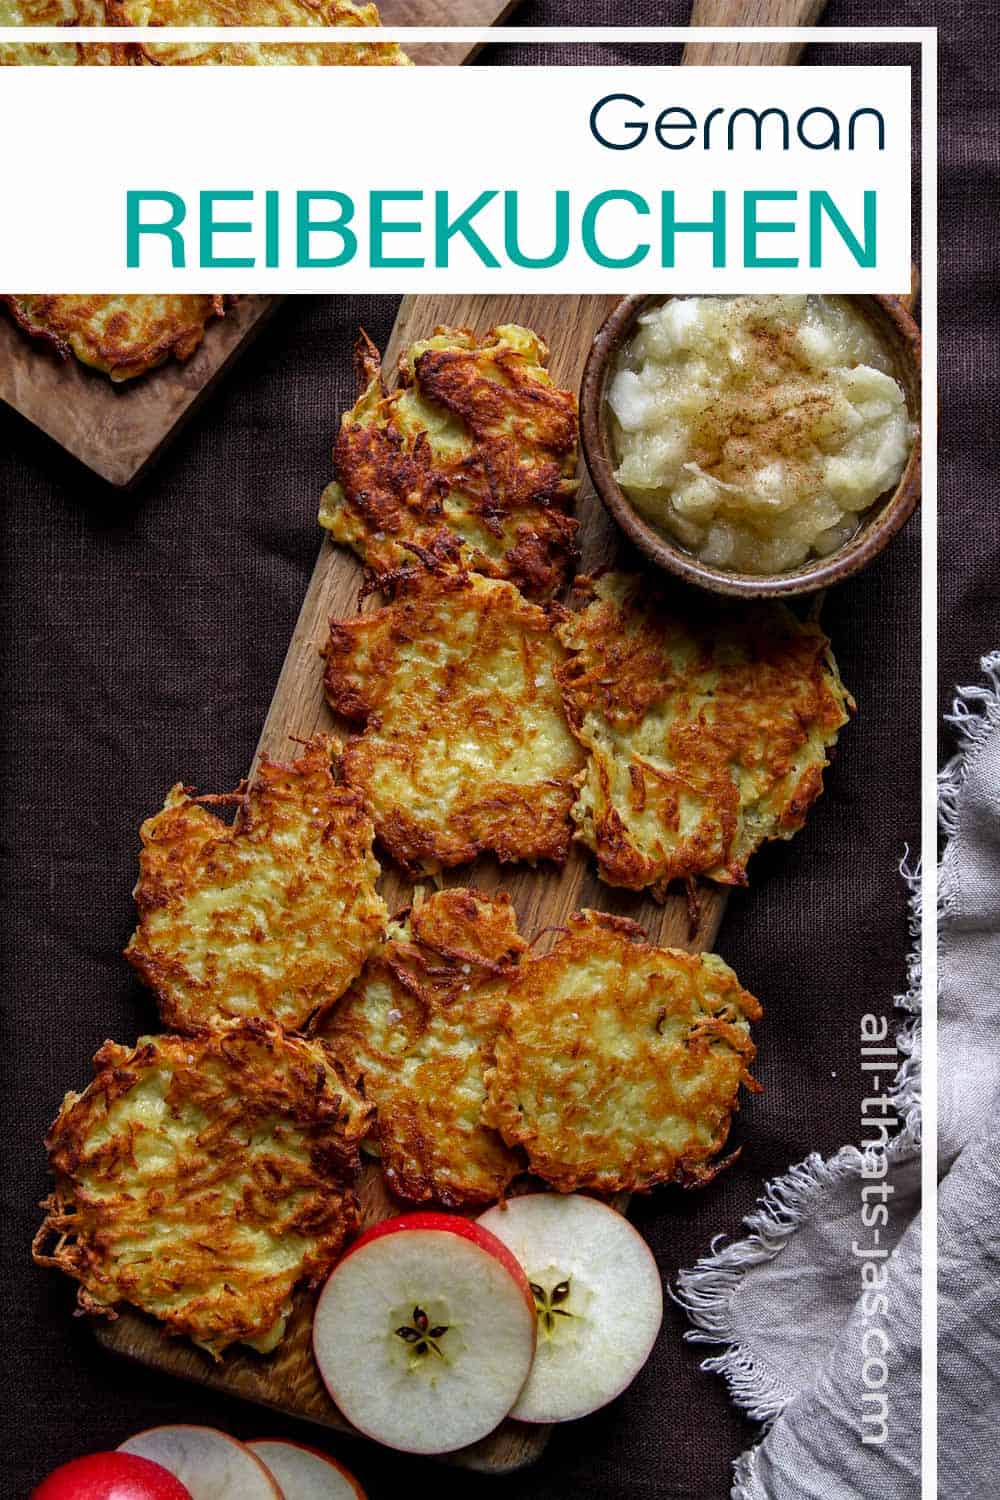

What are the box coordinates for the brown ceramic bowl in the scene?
[580,294,922,598]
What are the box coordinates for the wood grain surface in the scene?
[0,297,282,488]
[391,0,522,66]
[94,292,733,1473]
[683,0,828,66]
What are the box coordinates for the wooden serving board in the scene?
[392,0,521,68]
[0,296,283,488]
[93,292,732,1473]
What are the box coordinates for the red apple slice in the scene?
[247,1441,365,1498]
[478,1194,663,1422]
[313,1211,536,1454]
[118,1428,282,1500]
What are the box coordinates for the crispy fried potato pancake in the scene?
[324,567,584,876]
[319,325,580,599]
[1,295,225,382]
[33,1022,370,1358]
[0,0,125,64]
[0,0,406,65]
[111,0,410,65]
[318,888,526,1207]
[555,571,854,893]
[483,909,762,1194]
[125,736,386,1034]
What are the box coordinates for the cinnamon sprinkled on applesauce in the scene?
[608,295,914,575]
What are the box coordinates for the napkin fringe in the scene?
[890,854,922,1140]
[673,1144,867,1423]
[731,1445,762,1500]
[939,651,1000,912]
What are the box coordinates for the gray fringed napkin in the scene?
[674,653,1000,1496]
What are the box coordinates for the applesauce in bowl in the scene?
[581,292,921,599]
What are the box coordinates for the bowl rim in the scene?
[579,292,922,599]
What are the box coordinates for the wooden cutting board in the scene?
[394,0,522,67]
[93,291,734,1473]
[0,296,284,488]
[0,0,516,488]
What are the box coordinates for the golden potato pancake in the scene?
[324,567,584,876]
[33,1022,370,1358]
[1,295,225,382]
[555,571,854,893]
[0,0,405,66]
[319,888,526,1207]
[319,325,580,599]
[125,736,386,1034]
[0,0,125,64]
[111,0,410,66]
[483,909,762,1194]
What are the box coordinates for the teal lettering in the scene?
[370,190,424,269]
[503,190,569,269]
[661,190,725,268]
[809,190,876,267]
[296,192,357,268]
[126,191,185,269]
[265,190,279,269]
[200,190,254,269]
[744,190,798,268]
[434,191,500,269]
[582,190,650,269]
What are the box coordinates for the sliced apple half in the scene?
[247,1441,365,1499]
[312,1211,536,1454]
[477,1194,663,1423]
[118,1427,282,1500]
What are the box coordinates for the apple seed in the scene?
[394,1305,450,1361]
[529,1277,577,1338]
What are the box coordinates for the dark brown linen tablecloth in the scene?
[1,5,987,1496]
